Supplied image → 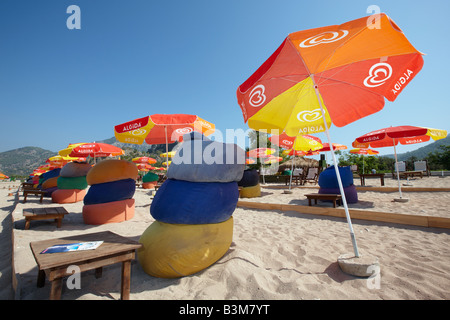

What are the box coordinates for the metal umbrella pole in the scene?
[313,81,360,258]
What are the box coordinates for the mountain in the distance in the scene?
[0,146,55,177]
[384,136,450,161]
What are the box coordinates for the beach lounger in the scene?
[302,167,319,185]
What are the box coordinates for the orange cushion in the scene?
[51,189,86,204]
[86,160,138,185]
[142,181,157,189]
[42,176,59,189]
[82,198,135,225]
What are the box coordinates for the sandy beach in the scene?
[1,175,449,300]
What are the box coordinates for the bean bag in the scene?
[167,132,245,183]
[82,198,135,225]
[318,184,358,204]
[318,166,354,189]
[142,172,159,183]
[142,181,157,189]
[150,179,238,224]
[57,176,88,190]
[87,159,138,185]
[41,168,61,181]
[239,183,261,198]
[60,162,92,177]
[238,169,259,187]
[42,176,59,189]
[42,186,58,197]
[83,178,136,205]
[138,217,233,278]
[52,189,86,204]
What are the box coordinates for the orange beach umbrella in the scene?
[236,13,424,257]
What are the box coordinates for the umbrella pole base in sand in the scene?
[283,190,293,194]
[338,253,379,278]
[393,197,409,202]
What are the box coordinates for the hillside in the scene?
[385,136,450,161]
[0,138,178,177]
[0,147,55,177]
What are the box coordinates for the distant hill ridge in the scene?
[1,136,448,177]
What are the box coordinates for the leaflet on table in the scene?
[40,241,104,254]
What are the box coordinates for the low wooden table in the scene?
[30,231,143,300]
[284,175,303,186]
[23,189,46,203]
[359,173,385,186]
[23,207,69,230]
[305,193,342,208]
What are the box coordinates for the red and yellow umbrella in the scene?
[114,114,214,169]
[236,13,424,257]
[59,143,124,158]
[349,148,379,155]
[132,157,157,164]
[354,126,447,198]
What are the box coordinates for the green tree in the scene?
[426,145,450,170]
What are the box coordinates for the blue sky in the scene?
[1,0,449,159]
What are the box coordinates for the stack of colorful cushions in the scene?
[52,162,91,204]
[39,168,61,197]
[82,160,138,225]
[142,172,159,189]
[238,169,261,198]
[138,132,245,278]
[318,165,358,203]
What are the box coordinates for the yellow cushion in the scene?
[86,160,138,185]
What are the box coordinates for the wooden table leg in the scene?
[308,198,311,206]
[95,267,103,279]
[56,217,62,228]
[120,260,131,300]
[381,177,385,186]
[23,193,27,203]
[50,278,63,300]
[25,218,31,230]
[37,269,46,287]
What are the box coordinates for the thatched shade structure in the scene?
[278,157,318,172]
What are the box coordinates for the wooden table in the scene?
[23,189,46,203]
[305,193,342,208]
[23,207,69,230]
[284,175,303,186]
[359,173,385,186]
[30,231,143,300]
[397,171,423,179]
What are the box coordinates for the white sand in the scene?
[1,175,450,300]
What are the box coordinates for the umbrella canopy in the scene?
[270,133,323,190]
[114,114,215,169]
[269,133,323,152]
[59,143,124,158]
[160,151,176,158]
[247,148,275,158]
[349,148,379,155]
[0,172,9,180]
[349,148,380,174]
[236,13,424,258]
[237,13,423,136]
[354,126,447,198]
[316,143,347,152]
[114,114,215,145]
[132,157,157,164]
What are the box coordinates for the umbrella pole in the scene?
[164,126,169,170]
[313,83,360,258]
[393,140,403,199]
[289,155,294,190]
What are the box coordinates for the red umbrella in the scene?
[114,114,215,169]
[132,157,157,164]
[354,125,447,199]
[236,14,424,257]
[59,143,124,158]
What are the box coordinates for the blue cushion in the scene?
[318,184,358,203]
[150,179,239,224]
[318,166,353,189]
[238,169,260,187]
[83,178,136,205]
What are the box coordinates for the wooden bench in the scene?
[23,207,69,230]
[399,171,423,179]
[20,182,35,190]
[30,231,143,300]
[23,189,46,203]
[305,193,342,208]
[359,173,385,186]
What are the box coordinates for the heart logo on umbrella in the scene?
[299,30,349,48]
[297,109,323,122]
[249,85,266,107]
[363,62,393,87]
